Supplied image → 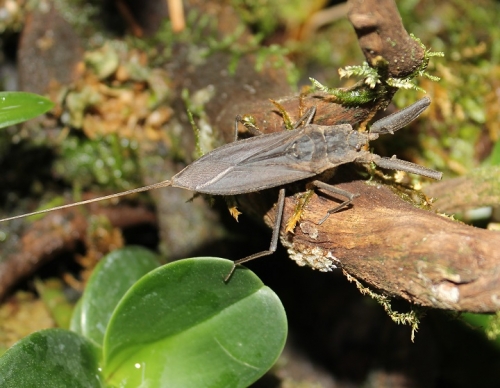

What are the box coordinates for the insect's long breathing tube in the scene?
[0,180,173,223]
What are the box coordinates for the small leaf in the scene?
[75,246,161,347]
[0,328,103,387]
[0,92,54,129]
[103,258,287,388]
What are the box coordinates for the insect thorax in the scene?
[323,125,369,166]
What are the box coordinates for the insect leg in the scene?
[270,99,316,130]
[311,180,360,225]
[293,106,316,128]
[224,188,286,282]
[370,97,431,135]
[234,104,316,143]
[373,156,443,180]
[234,115,263,141]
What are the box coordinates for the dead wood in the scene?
[423,166,500,214]
[348,0,425,78]
[0,205,157,299]
[276,180,500,313]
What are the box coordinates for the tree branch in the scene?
[276,180,500,312]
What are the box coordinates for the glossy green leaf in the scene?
[103,258,287,388]
[76,246,161,347]
[0,328,103,387]
[0,92,54,128]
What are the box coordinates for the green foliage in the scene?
[0,247,287,387]
[75,247,161,347]
[461,312,500,346]
[231,0,281,37]
[0,329,102,388]
[0,92,54,129]
[139,9,299,85]
[485,140,500,166]
[408,33,444,82]
[182,87,218,158]
[34,279,74,330]
[344,272,421,341]
[104,256,287,387]
[54,134,141,191]
[310,77,381,105]
[309,35,443,107]
[393,1,500,175]
[338,61,382,89]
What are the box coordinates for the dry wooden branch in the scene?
[348,0,424,78]
[275,180,500,313]
[0,206,157,299]
[424,166,500,213]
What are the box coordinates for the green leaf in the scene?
[0,328,103,387]
[75,246,161,347]
[103,257,287,388]
[35,278,74,329]
[70,298,84,335]
[461,312,500,346]
[0,92,54,129]
[487,140,500,166]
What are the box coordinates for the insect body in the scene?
[172,102,441,196]
[172,122,368,195]
[0,97,442,280]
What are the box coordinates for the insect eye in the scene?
[355,143,362,151]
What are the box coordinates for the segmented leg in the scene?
[234,115,263,141]
[225,106,317,280]
[224,188,286,282]
[311,180,359,225]
[234,106,316,142]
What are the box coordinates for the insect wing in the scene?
[172,129,319,195]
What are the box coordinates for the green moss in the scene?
[344,271,422,341]
[392,0,500,174]
[51,0,102,38]
[54,135,141,191]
